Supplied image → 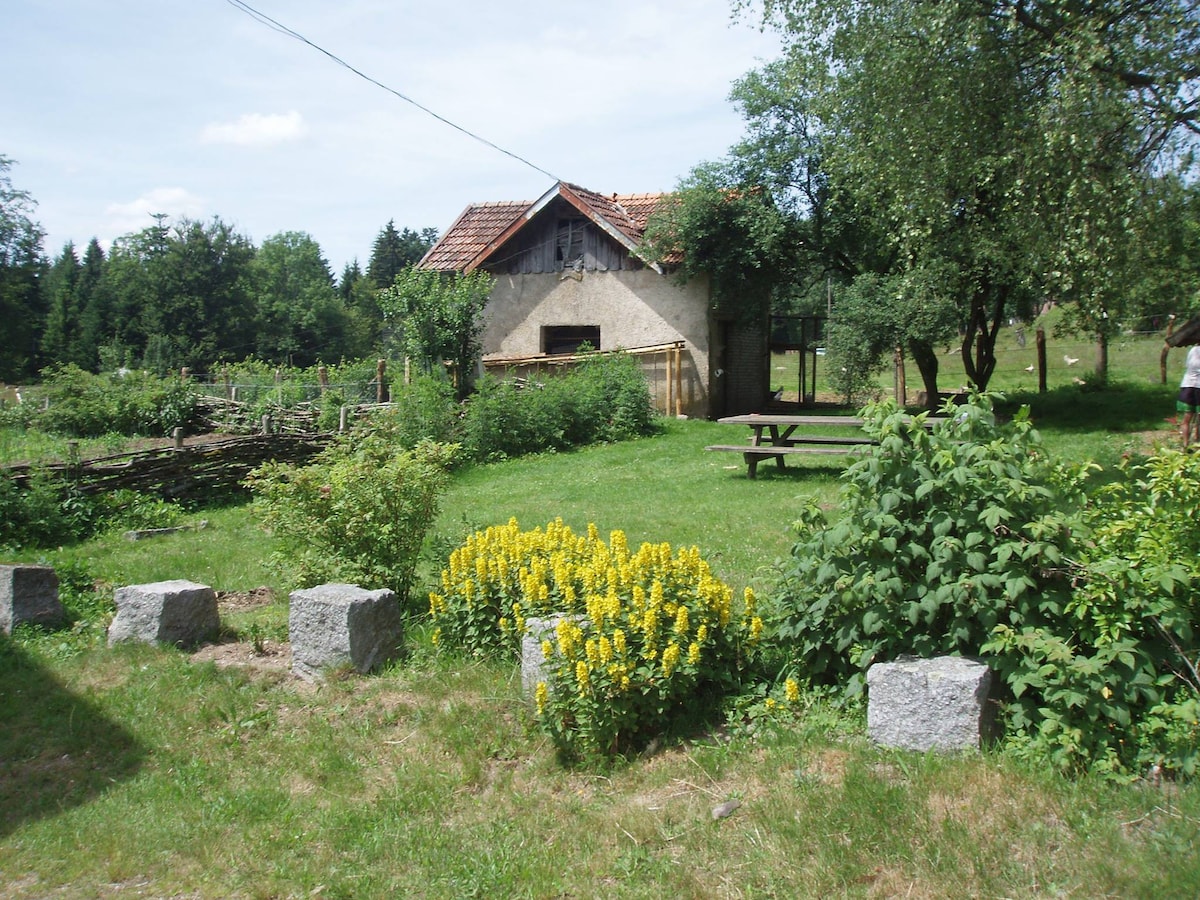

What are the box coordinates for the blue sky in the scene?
[4,0,781,274]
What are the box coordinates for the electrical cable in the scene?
[222,0,561,182]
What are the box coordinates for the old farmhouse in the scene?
[417,181,768,419]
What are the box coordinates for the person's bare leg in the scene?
[1184,411,1194,448]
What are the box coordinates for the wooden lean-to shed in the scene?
[418,181,770,419]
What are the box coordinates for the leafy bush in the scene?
[774,396,1086,692]
[247,432,457,604]
[368,375,461,449]
[563,351,658,444]
[35,365,198,437]
[429,518,757,759]
[0,471,97,550]
[461,353,658,462]
[461,376,572,461]
[986,450,1200,777]
[772,394,1200,777]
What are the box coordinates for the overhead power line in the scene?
[222,0,561,182]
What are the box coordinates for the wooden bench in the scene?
[706,440,875,477]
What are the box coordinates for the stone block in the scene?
[0,564,64,635]
[520,614,584,698]
[867,655,993,752]
[289,583,402,681]
[108,580,219,648]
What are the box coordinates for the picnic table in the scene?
[708,413,944,478]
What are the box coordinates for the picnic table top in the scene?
[717,413,868,426]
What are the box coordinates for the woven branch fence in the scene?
[3,433,331,500]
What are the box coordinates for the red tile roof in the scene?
[418,182,671,272]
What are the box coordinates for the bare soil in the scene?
[191,587,294,680]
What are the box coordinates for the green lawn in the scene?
[3,392,1198,898]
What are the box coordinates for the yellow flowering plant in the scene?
[430,518,757,758]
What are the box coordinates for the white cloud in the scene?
[200,111,308,146]
[105,187,208,234]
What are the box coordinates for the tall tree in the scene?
[252,231,350,366]
[0,156,47,382]
[366,221,438,289]
[74,238,107,369]
[40,242,82,366]
[377,266,493,398]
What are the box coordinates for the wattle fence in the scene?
[3,433,331,499]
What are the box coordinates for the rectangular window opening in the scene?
[542,325,600,355]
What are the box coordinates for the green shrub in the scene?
[0,471,97,550]
[36,365,198,437]
[773,394,1200,777]
[461,376,572,461]
[985,450,1200,777]
[562,351,658,445]
[461,354,657,462]
[370,375,461,449]
[774,396,1087,692]
[429,518,757,759]
[247,432,457,604]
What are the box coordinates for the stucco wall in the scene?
[481,270,711,418]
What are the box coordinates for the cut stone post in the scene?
[1,564,64,635]
[520,614,585,698]
[289,583,402,681]
[867,655,993,752]
[107,580,219,648]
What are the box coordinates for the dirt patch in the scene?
[215,586,276,613]
[190,638,293,680]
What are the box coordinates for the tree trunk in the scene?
[908,340,940,409]
[1095,330,1109,385]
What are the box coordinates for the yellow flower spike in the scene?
[750,616,764,642]
[431,627,441,645]
[535,681,548,717]
[499,617,509,633]
[785,679,801,703]
[575,660,591,692]
[599,636,613,663]
[696,624,709,645]
[661,643,681,678]
[542,639,554,660]
[613,629,627,656]
[632,585,646,612]
[743,586,757,617]
[585,639,600,667]
[687,642,701,665]
[674,605,689,636]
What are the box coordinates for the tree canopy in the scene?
[668,0,1200,397]
[0,158,443,381]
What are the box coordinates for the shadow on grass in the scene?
[1001,381,1175,433]
[0,634,146,838]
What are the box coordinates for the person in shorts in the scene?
[1178,342,1200,448]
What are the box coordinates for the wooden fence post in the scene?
[894,346,907,407]
[339,405,349,433]
[275,368,283,405]
[376,359,387,403]
[318,366,328,393]
[1036,327,1047,393]
[222,367,232,401]
[172,427,183,450]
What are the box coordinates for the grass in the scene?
[2,360,1199,896]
